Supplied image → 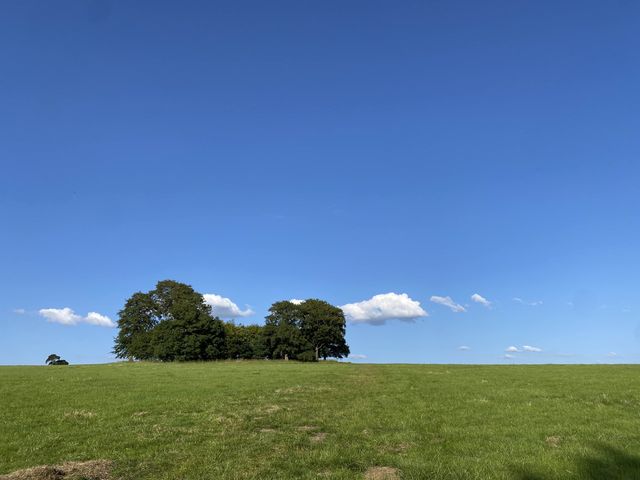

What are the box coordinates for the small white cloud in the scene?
[430,296,466,313]
[504,354,515,359]
[39,307,114,327]
[289,299,305,305]
[341,292,428,325]
[85,312,116,327]
[348,354,367,360]
[607,352,618,357]
[522,345,542,352]
[458,346,471,351]
[39,307,82,325]
[13,308,26,314]
[513,297,543,306]
[470,293,492,308]
[203,294,254,319]
[506,346,520,352]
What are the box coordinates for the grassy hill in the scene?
[1,362,640,479]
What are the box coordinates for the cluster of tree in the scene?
[46,354,69,365]
[114,280,349,362]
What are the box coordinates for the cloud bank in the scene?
[430,295,466,313]
[203,294,254,319]
[341,293,428,325]
[39,307,115,327]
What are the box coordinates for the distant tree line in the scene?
[114,280,349,362]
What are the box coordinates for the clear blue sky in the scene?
[2,0,639,365]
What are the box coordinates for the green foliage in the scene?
[46,354,68,365]
[45,354,60,365]
[263,299,349,360]
[263,301,311,359]
[298,299,350,360]
[114,280,226,361]
[296,350,317,362]
[114,281,350,363]
[225,323,267,359]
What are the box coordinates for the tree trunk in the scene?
[315,346,319,361]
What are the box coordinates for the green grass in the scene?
[2,362,640,479]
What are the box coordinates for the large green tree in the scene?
[299,299,350,361]
[263,301,311,360]
[114,280,226,361]
[263,299,349,361]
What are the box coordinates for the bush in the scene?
[297,350,318,362]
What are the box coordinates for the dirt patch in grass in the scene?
[545,436,561,448]
[261,405,281,414]
[364,466,400,480]
[63,410,96,419]
[381,443,411,454]
[0,460,113,480]
[297,425,317,432]
[259,428,277,433]
[310,432,327,443]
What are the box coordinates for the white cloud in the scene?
[85,312,116,327]
[513,297,543,306]
[203,294,254,319]
[607,352,618,357]
[348,354,367,360]
[470,293,492,308]
[13,308,26,314]
[341,292,428,325]
[39,307,114,328]
[289,299,305,305]
[458,346,471,351]
[505,346,520,352]
[39,307,82,325]
[430,296,466,313]
[504,354,515,359]
[522,345,542,352]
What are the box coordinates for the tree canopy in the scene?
[46,354,69,365]
[114,280,226,361]
[114,280,350,362]
[263,299,349,360]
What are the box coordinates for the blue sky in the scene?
[2,1,639,365]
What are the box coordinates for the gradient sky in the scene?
[2,0,640,365]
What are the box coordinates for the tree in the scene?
[225,323,267,359]
[263,299,349,361]
[263,301,311,360]
[46,354,69,365]
[113,292,158,360]
[46,354,60,365]
[114,280,226,361]
[298,299,350,360]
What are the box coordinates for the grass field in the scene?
[1,362,640,479]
